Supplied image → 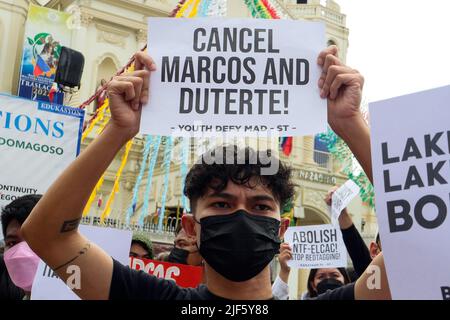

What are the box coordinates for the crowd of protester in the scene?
[1,45,395,300]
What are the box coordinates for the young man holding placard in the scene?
[21,46,390,300]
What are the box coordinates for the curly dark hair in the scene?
[184,145,296,213]
[1,195,42,237]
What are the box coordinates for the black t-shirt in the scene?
[311,283,355,300]
[110,259,355,300]
[110,259,228,300]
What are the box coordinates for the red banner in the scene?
[129,257,203,288]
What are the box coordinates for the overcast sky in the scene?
[337,0,450,103]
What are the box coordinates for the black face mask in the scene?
[168,247,190,265]
[316,278,344,295]
[198,210,281,282]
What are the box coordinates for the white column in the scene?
[70,11,93,111]
[302,136,316,165]
[0,0,30,94]
[227,0,251,18]
[136,29,147,51]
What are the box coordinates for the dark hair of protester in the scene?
[1,195,42,237]
[307,268,351,298]
[346,267,359,283]
[184,145,295,212]
[131,232,153,259]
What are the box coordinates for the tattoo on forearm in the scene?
[60,218,81,233]
[54,242,91,272]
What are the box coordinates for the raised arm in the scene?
[324,187,372,277]
[21,52,156,300]
[318,46,373,183]
[355,253,391,300]
[272,243,292,300]
[318,46,391,299]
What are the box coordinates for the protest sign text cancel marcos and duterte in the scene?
[141,18,326,137]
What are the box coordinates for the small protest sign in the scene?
[331,180,360,226]
[285,224,347,269]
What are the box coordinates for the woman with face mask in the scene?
[305,267,351,299]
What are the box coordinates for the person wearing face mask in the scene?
[1,195,42,300]
[21,48,392,300]
[167,224,202,266]
[306,268,351,298]
[273,185,373,300]
[129,231,153,260]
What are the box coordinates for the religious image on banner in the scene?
[18,4,73,104]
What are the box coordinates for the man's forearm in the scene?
[333,115,373,184]
[339,209,353,230]
[22,124,130,251]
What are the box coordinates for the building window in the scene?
[313,135,331,169]
[95,56,118,112]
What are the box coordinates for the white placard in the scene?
[285,224,347,269]
[141,17,326,137]
[370,85,450,300]
[331,180,360,226]
[0,94,83,210]
[31,225,132,300]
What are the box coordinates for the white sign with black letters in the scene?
[285,224,347,269]
[141,18,326,137]
[370,85,450,300]
[331,180,360,226]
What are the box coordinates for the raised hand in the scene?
[278,243,292,283]
[317,46,365,134]
[107,52,156,140]
[324,186,353,230]
[324,185,339,206]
